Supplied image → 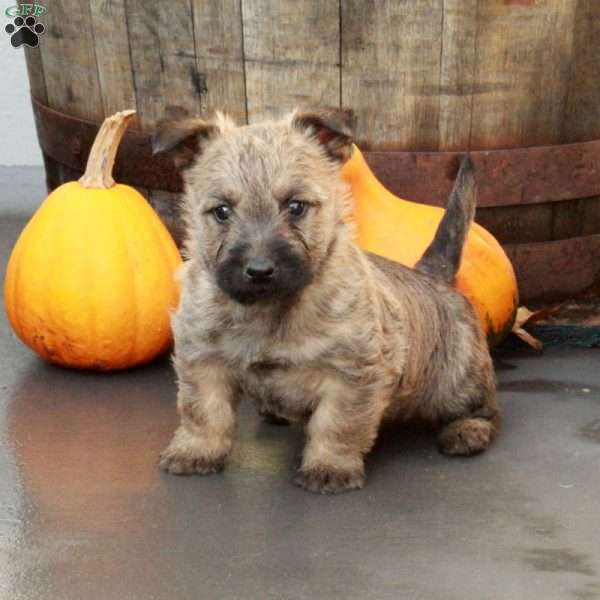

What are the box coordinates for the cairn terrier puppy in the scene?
[152,108,499,494]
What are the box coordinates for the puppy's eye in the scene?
[212,205,232,223]
[287,199,306,218]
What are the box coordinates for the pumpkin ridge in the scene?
[83,198,101,366]
[130,188,181,295]
[144,195,180,286]
[5,228,26,342]
[114,192,141,367]
[39,200,73,365]
[132,191,179,358]
[15,209,54,359]
[60,189,99,368]
[15,211,54,354]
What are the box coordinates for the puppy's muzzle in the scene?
[244,257,275,284]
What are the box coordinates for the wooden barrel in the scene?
[24,0,600,303]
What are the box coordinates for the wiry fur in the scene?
[155,108,499,494]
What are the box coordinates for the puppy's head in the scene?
[153,108,355,305]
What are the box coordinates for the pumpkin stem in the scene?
[79,110,136,189]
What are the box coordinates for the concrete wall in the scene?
[0,43,43,166]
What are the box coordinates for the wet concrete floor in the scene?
[1,213,600,599]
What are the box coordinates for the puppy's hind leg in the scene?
[437,393,501,457]
[160,358,238,475]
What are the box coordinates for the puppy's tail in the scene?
[415,155,476,284]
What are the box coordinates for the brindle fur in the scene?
[154,108,499,494]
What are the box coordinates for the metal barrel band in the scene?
[32,96,600,208]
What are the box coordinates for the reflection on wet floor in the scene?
[1,346,599,600]
[498,378,600,397]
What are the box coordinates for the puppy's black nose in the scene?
[244,258,275,283]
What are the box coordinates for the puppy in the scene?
[152,108,499,494]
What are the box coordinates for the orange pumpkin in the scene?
[342,145,518,345]
[3,110,181,370]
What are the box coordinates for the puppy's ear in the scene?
[152,112,235,169]
[292,107,355,162]
[152,118,216,155]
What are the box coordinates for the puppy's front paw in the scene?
[159,447,225,475]
[159,429,229,476]
[293,465,365,494]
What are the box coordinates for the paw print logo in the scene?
[5,16,45,48]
